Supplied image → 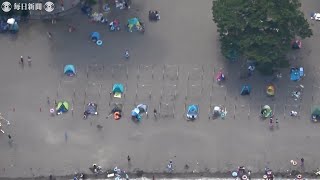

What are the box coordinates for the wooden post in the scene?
[248,105,250,120]
[177,65,179,80]
[86,67,89,78]
[137,65,140,80]
[162,65,165,80]
[126,66,128,79]
[152,65,154,79]
[202,65,204,80]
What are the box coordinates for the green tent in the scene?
[56,101,69,114]
[261,105,272,118]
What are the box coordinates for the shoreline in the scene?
[0,170,319,180]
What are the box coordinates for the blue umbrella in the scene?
[131,108,140,116]
[232,171,238,177]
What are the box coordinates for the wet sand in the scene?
[0,0,320,178]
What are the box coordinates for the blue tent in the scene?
[290,67,303,81]
[186,104,199,120]
[112,84,124,93]
[91,32,100,42]
[241,85,251,95]
[64,64,76,76]
[187,104,198,116]
[85,102,98,115]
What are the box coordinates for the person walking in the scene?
[20,56,24,65]
[167,160,173,172]
[153,108,157,118]
[47,32,52,39]
[51,14,57,24]
[8,134,13,145]
[269,117,274,130]
[65,132,68,142]
[27,56,31,66]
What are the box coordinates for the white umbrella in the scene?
[7,18,15,25]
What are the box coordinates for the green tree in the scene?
[212,0,312,74]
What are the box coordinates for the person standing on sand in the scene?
[27,56,31,65]
[20,56,24,65]
[167,160,173,172]
[301,158,304,167]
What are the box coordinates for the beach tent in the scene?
[241,85,251,95]
[91,32,100,42]
[112,83,124,98]
[261,105,272,118]
[186,104,199,120]
[266,84,275,96]
[56,101,69,114]
[64,64,76,76]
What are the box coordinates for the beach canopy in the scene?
[64,64,76,76]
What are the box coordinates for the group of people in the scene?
[115,0,131,9]
[269,117,279,129]
[92,164,103,174]
[19,56,32,66]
